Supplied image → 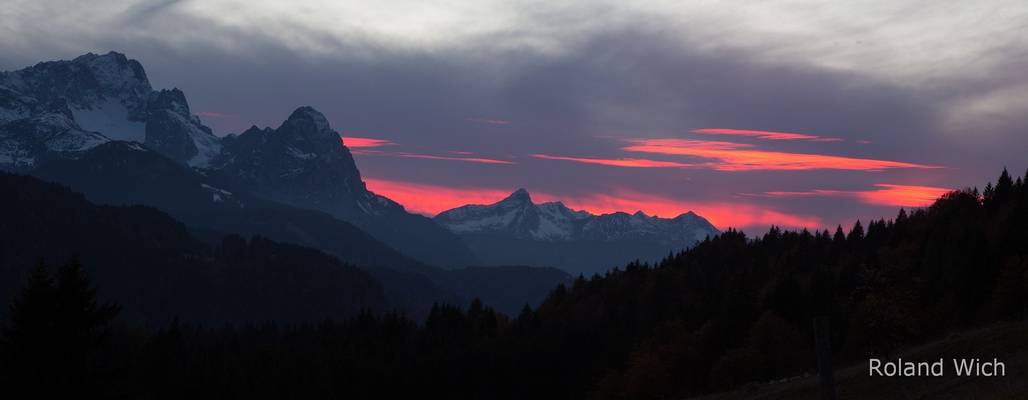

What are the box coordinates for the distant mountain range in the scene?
[436,189,719,275]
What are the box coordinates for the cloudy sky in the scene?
[3,0,1027,232]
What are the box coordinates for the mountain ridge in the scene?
[435,188,719,274]
[0,51,477,268]
[436,188,718,243]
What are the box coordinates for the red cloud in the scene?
[530,154,696,168]
[760,183,952,207]
[363,177,821,231]
[623,138,940,171]
[691,128,843,142]
[342,137,396,148]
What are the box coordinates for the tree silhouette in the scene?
[0,259,119,398]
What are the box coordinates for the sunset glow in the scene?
[362,177,823,231]
[623,138,940,171]
[363,178,517,215]
[761,183,952,207]
[691,128,842,142]
[342,137,396,148]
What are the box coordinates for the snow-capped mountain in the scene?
[0,51,218,168]
[436,188,718,245]
[437,189,591,240]
[1,52,477,267]
[435,189,719,274]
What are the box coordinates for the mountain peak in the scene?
[675,211,699,220]
[279,106,334,139]
[70,51,151,94]
[72,51,128,63]
[503,188,532,204]
[286,106,327,122]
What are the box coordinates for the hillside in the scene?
[0,172,386,323]
[2,168,1021,399]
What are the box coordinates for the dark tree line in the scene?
[1,259,119,398]
[2,168,1027,399]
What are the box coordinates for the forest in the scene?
[2,168,1026,399]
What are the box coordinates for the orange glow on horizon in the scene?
[859,184,952,207]
[362,177,822,231]
[691,128,843,142]
[362,178,516,215]
[623,138,940,171]
[761,183,952,207]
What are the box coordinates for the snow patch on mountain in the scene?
[200,183,233,203]
[71,98,145,141]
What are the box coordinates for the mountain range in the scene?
[0,52,475,267]
[435,189,719,275]
[0,51,717,295]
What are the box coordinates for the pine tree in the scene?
[1,260,58,392]
[832,225,846,243]
[995,168,1014,200]
[0,259,119,397]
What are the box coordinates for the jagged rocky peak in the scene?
[2,51,152,114]
[70,51,151,96]
[148,88,190,115]
[281,106,333,135]
[274,106,342,151]
[143,87,220,167]
[0,51,163,149]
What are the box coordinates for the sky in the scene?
[3,0,1027,232]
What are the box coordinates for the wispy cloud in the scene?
[755,183,952,207]
[342,136,396,148]
[530,154,696,168]
[395,153,514,164]
[691,128,842,142]
[196,111,229,118]
[354,149,513,165]
[623,138,941,172]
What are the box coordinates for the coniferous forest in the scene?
[1,168,1026,399]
